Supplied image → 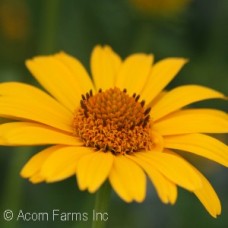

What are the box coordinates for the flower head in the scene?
[0,45,227,217]
[0,1,30,41]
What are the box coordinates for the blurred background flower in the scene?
[0,1,30,41]
[0,0,227,228]
[129,0,190,16]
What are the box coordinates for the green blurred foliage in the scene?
[0,0,227,227]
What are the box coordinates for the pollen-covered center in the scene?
[73,87,153,155]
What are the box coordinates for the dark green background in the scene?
[0,0,227,227]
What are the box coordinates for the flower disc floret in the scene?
[73,87,153,154]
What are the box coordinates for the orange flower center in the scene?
[73,87,154,155]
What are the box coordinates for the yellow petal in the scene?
[29,174,45,184]
[109,155,146,202]
[164,133,228,167]
[41,146,93,182]
[0,82,73,133]
[128,154,177,204]
[148,91,167,108]
[167,150,221,217]
[21,145,60,178]
[115,53,153,95]
[55,52,95,94]
[26,52,94,112]
[152,85,225,121]
[0,122,82,146]
[91,45,122,90]
[76,152,114,193]
[135,151,202,191]
[140,58,188,105]
[154,109,228,135]
[108,168,132,202]
[150,130,164,152]
[193,170,221,218]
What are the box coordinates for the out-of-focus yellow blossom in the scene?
[0,1,30,41]
[130,0,191,16]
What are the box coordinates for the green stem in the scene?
[1,147,32,228]
[91,181,112,228]
[38,0,61,54]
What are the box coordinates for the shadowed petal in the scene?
[0,82,73,133]
[154,109,228,135]
[115,53,153,95]
[21,145,61,179]
[29,174,45,184]
[91,45,122,90]
[0,122,82,146]
[41,146,93,182]
[76,151,114,193]
[141,58,188,105]
[109,155,146,202]
[151,85,225,121]
[164,133,228,167]
[128,154,177,204]
[26,52,94,112]
[194,170,221,218]
[135,151,202,191]
[168,150,221,218]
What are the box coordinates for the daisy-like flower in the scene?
[0,45,227,218]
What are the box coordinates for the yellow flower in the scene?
[0,1,30,41]
[0,45,228,218]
